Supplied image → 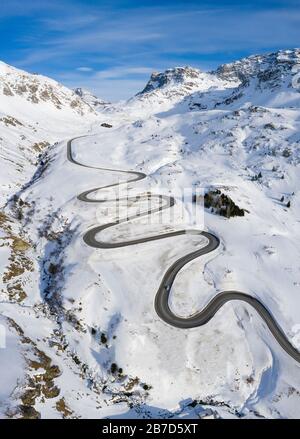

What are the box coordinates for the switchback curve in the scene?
[67,136,300,363]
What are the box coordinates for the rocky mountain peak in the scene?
[215,49,300,86]
[74,87,109,108]
[0,61,94,115]
[138,66,203,95]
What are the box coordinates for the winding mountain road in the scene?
[67,136,300,363]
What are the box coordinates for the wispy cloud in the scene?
[94,66,155,80]
[76,66,94,72]
[56,69,149,101]
[1,0,299,100]
[40,14,100,32]
[0,0,66,19]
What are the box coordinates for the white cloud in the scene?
[14,5,300,68]
[94,66,154,80]
[76,66,93,72]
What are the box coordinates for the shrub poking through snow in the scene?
[100,333,107,344]
[110,363,118,374]
[204,190,246,218]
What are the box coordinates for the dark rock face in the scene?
[74,87,84,98]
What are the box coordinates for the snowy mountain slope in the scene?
[0,61,100,204]
[74,88,110,109]
[188,49,300,111]
[121,66,236,117]
[216,49,300,85]
[0,61,96,112]
[1,49,300,419]
[138,66,219,96]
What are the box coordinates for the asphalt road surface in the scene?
[67,136,300,363]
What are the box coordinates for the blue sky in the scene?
[0,0,299,101]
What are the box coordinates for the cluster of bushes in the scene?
[204,190,246,218]
[280,195,291,208]
[251,171,262,181]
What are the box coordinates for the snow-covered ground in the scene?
[0,61,99,204]
[0,49,300,419]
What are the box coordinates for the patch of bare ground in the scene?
[55,398,74,418]
[32,141,50,153]
[0,115,23,127]
[5,318,63,419]
[0,209,33,302]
